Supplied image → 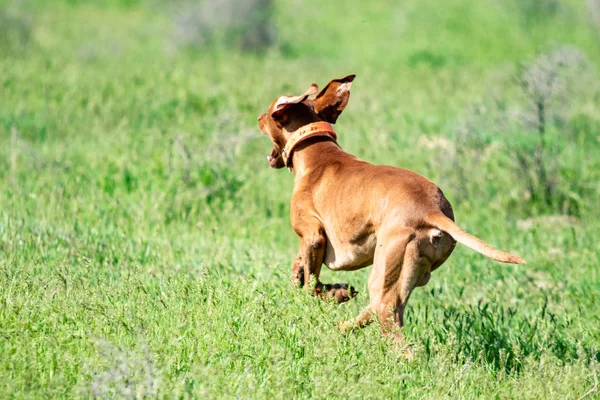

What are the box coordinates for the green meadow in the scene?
[1,0,599,398]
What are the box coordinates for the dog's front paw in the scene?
[314,282,358,303]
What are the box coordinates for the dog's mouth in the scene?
[267,146,285,169]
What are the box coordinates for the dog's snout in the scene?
[257,113,265,121]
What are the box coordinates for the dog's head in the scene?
[257,74,355,169]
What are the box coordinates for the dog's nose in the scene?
[257,114,265,121]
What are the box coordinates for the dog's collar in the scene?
[281,121,338,169]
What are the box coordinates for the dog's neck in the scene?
[280,120,339,172]
[290,138,342,177]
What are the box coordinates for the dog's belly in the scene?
[323,234,376,271]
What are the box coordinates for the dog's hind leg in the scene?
[339,306,374,332]
[341,228,415,332]
[369,228,414,332]
[369,228,435,334]
[393,238,432,329]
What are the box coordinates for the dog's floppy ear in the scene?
[271,83,319,120]
[313,74,356,124]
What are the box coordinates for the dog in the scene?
[257,74,525,333]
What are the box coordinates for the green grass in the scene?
[1,0,600,398]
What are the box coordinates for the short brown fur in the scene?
[258,75,525,333]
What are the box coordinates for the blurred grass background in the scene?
[1,0,600,398]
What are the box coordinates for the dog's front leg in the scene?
[292,252,357,303]
[291,252,304,287]
[297,230,326,292]
[291,251,321,288]
[290,241,324,289]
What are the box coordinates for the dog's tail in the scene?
[426,212,525,264]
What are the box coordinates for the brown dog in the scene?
[257,75,525,332]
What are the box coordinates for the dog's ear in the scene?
[313,74,356,124]
[271,83,319,120]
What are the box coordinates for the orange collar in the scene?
[281,121,338,169]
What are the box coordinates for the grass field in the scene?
[1,0,600,398]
